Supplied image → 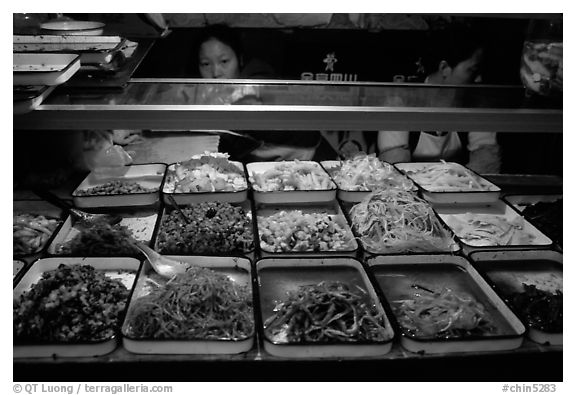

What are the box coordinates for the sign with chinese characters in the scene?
[301,52,358,82]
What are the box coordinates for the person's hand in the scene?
[378,146,410,164]
[466,144,501,174]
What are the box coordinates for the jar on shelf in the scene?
[520,17,563,97]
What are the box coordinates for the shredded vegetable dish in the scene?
[156,202,254,254]
[443,213,537,247]
[164,152,247,193]
[350,190,455,254]
[250,161,335,192]
[328,154,415,192]
[14,264,130,342]
[57,222,138,256]
[402,161,498,192]
[14,213,61,255]
[393,285,496,339]
[264,281,390,343]
[123,266,254,340]
[258,210,355,252]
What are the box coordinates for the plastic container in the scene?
[13,53,80,86]
[367,254,525,354]
[247,161,336,204]
[13,256,140,358]
[72,164,166,209]
[395,162,501,205]
[122,256,255,354]
[469,249,562,346]
[256,201,358,258]
[256,257,395,358]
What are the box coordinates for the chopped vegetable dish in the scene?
[14,213,61,255]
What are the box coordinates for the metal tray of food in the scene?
[162,154,248,204]
[435,199,553,254]
[47,208,158,257]
[13,35,125,65]
[13,85,56,114]
[469,249,562,346]
[13,260,26,280]
[247,161,337,204]
[153,200,255,258]
[14,200,65,262]
[502,194,562,247]
[14,256,140,358]
[72,164,166,209]
[256,257,395,358]
[345,189,460,256]
[256,201,358,258]
[122,256,255,354]
[395,161,501,205]
[321,157,416,203]
[13,53,81,86]
[366,254,525,354]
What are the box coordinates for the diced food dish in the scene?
[55,222,139,256]
[250,161,335,192]
[13,264,131,342]
[327,154,414,192]
[258,210,355,253]
[350,190,455,254]
[14,213,62,255]
[75,180,158,196]
[164,152,246,193]
[521,199,562,246]
[123,266,254,341]
[399,161,498,192]
[444,213,538,247]
[392,285,496,339]
[156,202,253,255]
[264,281,390,343]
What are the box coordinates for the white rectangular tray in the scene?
[72,164,166,209]
[367,254,525,354]
[256,257,395,358]
[256,201,358,258]
[13,53,80,86]
[48,209,158,256]
[469,249,562,346]
[122,256,255,354]
[435,199,553,253]
[13,35,124,65]
[321,160,417,203]
[13,256,140,358]
[247,161,336,204]
[162,161,248,204]
[395,161,501,205]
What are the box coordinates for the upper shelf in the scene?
[13,79,562,132]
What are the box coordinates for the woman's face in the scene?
[198,38,240,79]
[446,48,484,85]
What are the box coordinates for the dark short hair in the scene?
[195,24,243,59]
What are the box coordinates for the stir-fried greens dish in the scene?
[444,213,537,247]
[327,154,414,192]
[14,213,61,255]
[521,199,562,246]
[258,210,355,252]
[401,161,498,192]
[123,266,254,340]
[393,285,496,339]
[156,202,254,254]
[164,152,247,193]
[350,189,455,253]
[57,222,139,256]
[75,180,158,196]
[14,264,131,342]
[505,284,562,333]
[264,281,390,343]
[250,161,335,192]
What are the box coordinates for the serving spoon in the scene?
[130,241,189,278]
[32,188,122,227]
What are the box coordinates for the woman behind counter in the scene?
[192,24,337,162]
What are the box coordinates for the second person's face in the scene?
[199,38,240,79]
